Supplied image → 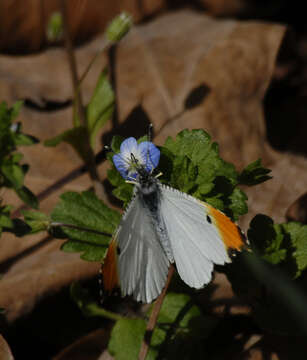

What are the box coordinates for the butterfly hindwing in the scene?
[109,195,169,303]
[159,184,245,289]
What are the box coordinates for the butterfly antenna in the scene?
[146,124,156,173]
[148,123,153,142]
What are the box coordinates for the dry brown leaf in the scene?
[0,0,165,53]
[0,10,295,326]
[0,335,14,360]
[53,328,109,360]
[286,192,307,224]
[238,334,307,360]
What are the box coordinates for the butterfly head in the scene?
[113,137,160,189]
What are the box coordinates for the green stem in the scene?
[138,265,175,360]
[86,303,123,321]
[60,0,106,200]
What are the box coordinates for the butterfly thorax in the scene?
[136,169,159,211]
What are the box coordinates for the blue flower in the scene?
[113,137,160,180]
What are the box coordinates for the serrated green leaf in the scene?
[15,186,38,209]
[228,188,248,220]
[239,158,272,186]
[170,156,197,194]
[51,191,121,261]
[161,129,243,219]
[22,210,50,233]
[86,68,114,149]
[282,222,307,276]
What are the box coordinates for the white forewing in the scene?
[116,194,169,303]
[159,184,231,289]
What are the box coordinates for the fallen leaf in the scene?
[0,335,14,360]
[53,328,109,360]
[286,192,307,224]
[0,0,165,53]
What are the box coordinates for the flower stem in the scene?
[60,0,106,200]
[138,265,175,360]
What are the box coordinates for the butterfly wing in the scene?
[159,184,245,289]
[102,194,170,303]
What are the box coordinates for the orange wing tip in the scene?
[101,238,120,295]
[205,204,247,253]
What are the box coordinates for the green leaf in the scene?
[61,241,107,261]
[14,132,38,146]
[161,129,243,220]
[15,186,38,209]
[10,100,24,121]
[86,68,114,148]
[112,183,133,206]
[51,191,121,261]
[106,12,133,43]
[109,318,147,360]
[111,135,124,153]
[170,156,197,194]
[282,222,307,276]
[107,167,125,187]
[22,210,50,233]
[248,214,287,265]
[1,160,24,189]
[70,282,122,320]
[109,293,210,360]
[0,205,13,231]
[46,11,63,42]
[228,188,248,220]
[44,126,91,162]
[247,215,307,276]
[239,158,272,186]
[0,213,13,229]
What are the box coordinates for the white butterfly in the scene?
[102,137,245,303]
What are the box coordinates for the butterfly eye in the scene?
[206,215,212,224]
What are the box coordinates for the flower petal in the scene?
[138,141,160,173]
[120,137,138,159]
[113,153,128,179]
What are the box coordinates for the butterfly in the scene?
[102,137,245,303]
